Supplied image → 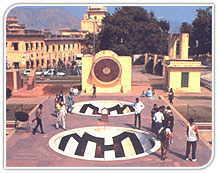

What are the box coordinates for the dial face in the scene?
[93,57,121,83]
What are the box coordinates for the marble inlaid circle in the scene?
[49,126,161,161]
[71,100,136,116]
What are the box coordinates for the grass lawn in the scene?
[175,104,212,123]
[6,104,37,121]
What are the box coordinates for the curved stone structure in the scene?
[49,126,161,161]
[71,100,136,116]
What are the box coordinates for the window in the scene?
[30,43,33,50]
[176,41,180,57]
[53,45,55,51]
[36,42,39,49]
[25,43,29,51]
[41,42,44,49]
[46,45,49,52]
[12,42,19,50]
[181,72,189,88]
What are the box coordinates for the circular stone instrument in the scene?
[71,100,136,116]
[49,126,161,161]
[92,57,122,86]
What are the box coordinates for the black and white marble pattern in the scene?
[49,126,160,161]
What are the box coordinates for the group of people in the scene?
[31,87,199,162]
[133,97,199,161]
[141,88,155,98]
[150,104,174,160]
[54,91,69,130]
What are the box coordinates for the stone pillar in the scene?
[13,69,18,90]
[144,53,148,65]
[179,33,189,59]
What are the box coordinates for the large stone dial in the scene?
[93,57,121,83]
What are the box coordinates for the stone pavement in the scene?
[6,95,212,168]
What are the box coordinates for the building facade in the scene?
[6,17,85,69]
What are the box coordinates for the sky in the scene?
[16,5,209,32]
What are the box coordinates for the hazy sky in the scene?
[13,5,209,32]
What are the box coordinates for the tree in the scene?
[180,22,192,34]
[191,7,212,55]
[96,7,170,56]
[179,7,212,56]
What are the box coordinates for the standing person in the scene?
[66,93,74,113]
[151,104,158,131]
[133,98,145,129]
[168,88,174,104]
[145,88,153,97]
[165,106,174,132]
[59,90,65,103]
[32,104,45,135]
[185,118,199,162]
[92,84,96,98]
[56,103,68,130]
[153,106,165,135]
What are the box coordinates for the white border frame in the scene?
[2,1,215,171]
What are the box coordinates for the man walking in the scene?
[133,98,145,129]
[32,104,45,135]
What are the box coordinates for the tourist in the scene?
[140,90,146,97]
[152,88,155,96]
[56,102,67,130]
[153,106,165,135]
[165,106,174,133]
[92,84,96,98]
[151,104,158,131]
[133,98,145,129]
[59,90,65,103]
[32,104,45,135]
[145,88,153,97]
[168,88,174,104]
[66,93,74,113]
[73,87,79,96]
[185,118,199,162]
[69,87,74,96]
[159,127,173,160]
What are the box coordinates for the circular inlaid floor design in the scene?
[49,126,161,161]
[71,100,136,116]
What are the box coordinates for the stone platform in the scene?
[6,95,212,168]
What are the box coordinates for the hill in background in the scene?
[7,7,81,33]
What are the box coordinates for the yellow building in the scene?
[82,50,132,93]
[165,33,204,93]
[6,17,85,69]
[81,6,107,33]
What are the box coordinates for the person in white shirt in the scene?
[73,87,79,96]
[56,103,68,130]
[133,98,145,129]
[153,106,165,134]
[185,118,199,162]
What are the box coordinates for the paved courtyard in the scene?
[5,66,212,168]
[6,95,212,167]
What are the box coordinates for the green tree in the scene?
[192,7,212,55]
[97,7,170,56]
[180,22,192,34]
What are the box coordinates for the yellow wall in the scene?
[82,50,132,93]
[168,70,201,92]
